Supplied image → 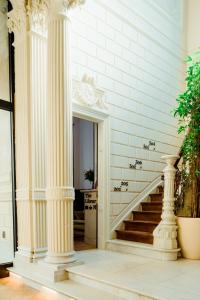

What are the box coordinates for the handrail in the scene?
[174,147,183,169]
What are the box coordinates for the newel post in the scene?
[153,155,179,253]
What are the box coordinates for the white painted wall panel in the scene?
[70,0,185,223]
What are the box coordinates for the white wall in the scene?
[186,0,200,53]
[73,118,94,190]
[70,0,186,224]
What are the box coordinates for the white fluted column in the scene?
[8,1,48,261]
[45,5,75,264]
[153,155,179,250]
[30,19,48,259]
[8,4,33,261]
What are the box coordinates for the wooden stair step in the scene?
[132,211,161,222]
[116,230,153,244]
[150,193,163,202]
[141,202,162,211]
[124,220,159,232]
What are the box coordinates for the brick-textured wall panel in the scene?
[70,0,185,221]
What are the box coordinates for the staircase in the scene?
[116,186,163,245]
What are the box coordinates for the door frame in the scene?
[72,102,110,249]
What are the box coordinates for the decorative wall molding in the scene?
[72,75,108,111]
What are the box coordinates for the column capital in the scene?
[8,0,48,38]
[7,3,27,36]
[8,0,86,37]
[27,1,48,35]
[46,0,85,16]
[162,155,179,167]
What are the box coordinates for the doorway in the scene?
[73,117,98,251]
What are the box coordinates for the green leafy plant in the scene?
[174,51,200,217]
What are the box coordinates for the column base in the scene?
[44,251,76,264]
[39,256,83,282]
[153,223,178,250]
[12,252,83,283]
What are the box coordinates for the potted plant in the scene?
[174,52,200,259]
[84,169,94,189]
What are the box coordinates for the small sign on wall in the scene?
[114,187,121,192]
[129,160,143,170]
[113,181,128,192]
[121,181,128,192]
[143,140,156,151]
[82,190,98,246]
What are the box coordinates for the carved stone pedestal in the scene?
[153,155,180,260]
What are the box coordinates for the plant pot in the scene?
[177,217,200,259]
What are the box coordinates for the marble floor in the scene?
[67,249,200,300]
[3,250,200,300]
[0,277,55,300]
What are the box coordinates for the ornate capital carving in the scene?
[67,0,86,8]
[46,0,85,16]
[27,0,48,34]
[8,0,86,36]
[7,5,27,35]
[73,74,108,110]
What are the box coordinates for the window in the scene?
[0,0,16,264]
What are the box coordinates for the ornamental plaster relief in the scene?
[73,74,108,111]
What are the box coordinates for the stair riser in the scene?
[133,212,161,222]
[150,195,163,202]
[68,272,156,300]
[141,203,162,211]
[107,240,179,261]
[124,222,158,232]
[116,231,153,244]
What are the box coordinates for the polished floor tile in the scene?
[0,277,57,300]
[67,250,200,300]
